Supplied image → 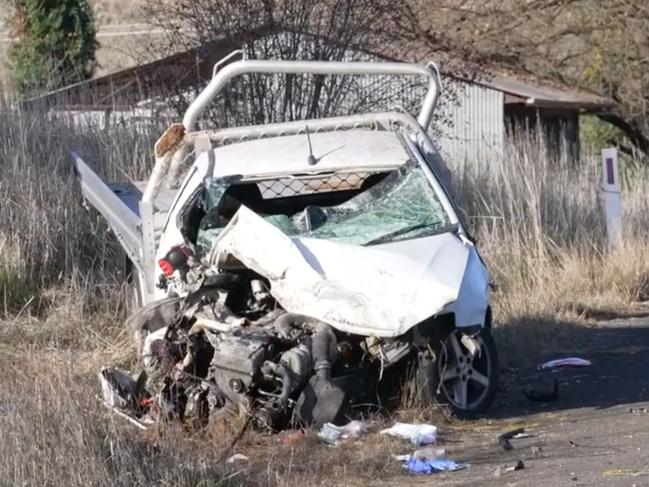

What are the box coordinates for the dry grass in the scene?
[2,108,649,485]
[0,325,457,487]
[453,130,649,363]
[0,350,240,486]
[0,107,160,315]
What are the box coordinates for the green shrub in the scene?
[8,0,97,97]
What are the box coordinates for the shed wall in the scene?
[436,80,504,170]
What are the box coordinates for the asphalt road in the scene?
[404,316,649,486]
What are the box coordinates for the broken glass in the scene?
[195,161,450,256]
[196,181,229,256]
[298,163,450,245]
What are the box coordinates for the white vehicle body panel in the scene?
[202,130,408,178]
[71,153,143,271]
[211,206,489,337]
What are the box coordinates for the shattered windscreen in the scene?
[196,162,451,255]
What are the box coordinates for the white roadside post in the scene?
[601,147,623,249]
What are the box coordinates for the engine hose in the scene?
[201,272,242,291]
[274,313,313,340]
[311,322,337,380]
[274,363,293,405]
[273,313,337,380]
[261,361,293,405]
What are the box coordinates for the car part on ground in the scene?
[498,427,526,451]
[495,460,526,476]
[538,357,592,370]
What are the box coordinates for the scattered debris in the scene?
[603,468,649,477]
[277,429,305,446]
[380,422,438,446]
[524,379,559,402]
[495,460,525,476]
[413,446,446,460]
[317,420,367,446]
[318,423,344,446]
[404,457,467,475]
[226,453,249,464]
[510,459,526,471]
[513,431,534,439]
[395,445,467,475]
[100,400,151,430]
[98,366,149,411]
[539,357,592,370]
[530,446,543,457]
[498,427,525,450]
[393,447,446,462]
[98,367,154,429]
[630,407,648,414]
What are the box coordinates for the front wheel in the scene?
[418,327,498,418]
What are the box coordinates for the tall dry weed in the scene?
[0,350,243,486]
[0,107,163,314]
[449,128,649,362]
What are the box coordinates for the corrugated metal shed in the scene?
[436,80,504,169]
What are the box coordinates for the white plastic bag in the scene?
[380,422,437,446]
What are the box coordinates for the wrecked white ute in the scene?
[74,59,497,428]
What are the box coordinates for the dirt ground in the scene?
[10,309,649,486]
[375,315,649,486]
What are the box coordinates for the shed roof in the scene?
[20,37,249,111]
[478,73,609,110]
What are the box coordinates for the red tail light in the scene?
[158,246,191,278]
[158,258,174,277]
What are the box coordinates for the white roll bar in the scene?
[182,59,442,131]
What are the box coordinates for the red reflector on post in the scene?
[606,157,615,185]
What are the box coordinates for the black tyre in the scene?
[418,327,498,418]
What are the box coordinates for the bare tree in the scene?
[143,0,444,129]
[405,0,649,157]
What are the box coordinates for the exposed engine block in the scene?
[104,272,413,431]
[208,332,271,403]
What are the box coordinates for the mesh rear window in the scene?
[257,172,371,199]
